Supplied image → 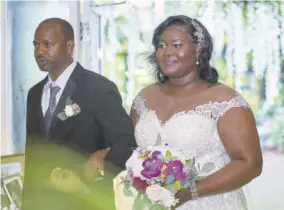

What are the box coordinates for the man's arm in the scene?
[26,85,42,139]
[26,89,34,136]
[93,84,137,168]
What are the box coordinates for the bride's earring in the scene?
[196,58,199,65]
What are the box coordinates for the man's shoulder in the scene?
[28,77,47,95]
[79,67,116,90]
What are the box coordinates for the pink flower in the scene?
[72,103,79,111]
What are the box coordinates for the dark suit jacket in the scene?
[22,62,137,210]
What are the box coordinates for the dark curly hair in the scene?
[148,15,218,83]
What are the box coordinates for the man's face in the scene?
[33,23,72,73]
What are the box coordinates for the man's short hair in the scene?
[40,18,74,41]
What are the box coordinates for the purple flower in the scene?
[141,156,163,179]
[151,151,161,158]
[163,160,187,182]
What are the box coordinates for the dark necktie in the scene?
[44,85,60,135]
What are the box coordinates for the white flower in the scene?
[125,149,144,178]
[64,105,74,117]
[146,184,178,208]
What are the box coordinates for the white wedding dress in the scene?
[114,85,250,210]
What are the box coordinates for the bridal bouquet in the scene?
[120,145,197,209]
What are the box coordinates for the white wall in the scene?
[0,0,12,156]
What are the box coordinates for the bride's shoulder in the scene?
[131,83,160,115]
[209,83,244,102]
[208,83,250,119]
[134,83,160,99]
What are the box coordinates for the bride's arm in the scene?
[176,107,262,205]
[130,107,139,127]
[130,93,145,127]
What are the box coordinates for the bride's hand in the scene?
[174,189,192,208]
[84,148,109,181]
[50,168,86,194]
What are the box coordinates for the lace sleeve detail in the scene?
[132,94,147,116]
[215,92,250,119]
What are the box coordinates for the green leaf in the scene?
[157,154,164,160]
[57,112,67,121]
[165,175,175,185]
[149,203,167,210]
[182,181,190,189]
[132,194,151,210]
[66,96,73,105]
[171,156,178,161]
[123,187,134,197]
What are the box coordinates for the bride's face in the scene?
[155,25,197,79]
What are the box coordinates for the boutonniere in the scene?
[57,96,81,121]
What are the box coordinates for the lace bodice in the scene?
[132,91,249,210]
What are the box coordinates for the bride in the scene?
[114,15,262,210]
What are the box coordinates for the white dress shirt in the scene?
[41,60,77,115]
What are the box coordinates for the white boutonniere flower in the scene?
[57,96,81,121]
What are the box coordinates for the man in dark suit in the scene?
[22,18,137,210]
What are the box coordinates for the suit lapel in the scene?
[50,79,76,129]
[49,63,83,138]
